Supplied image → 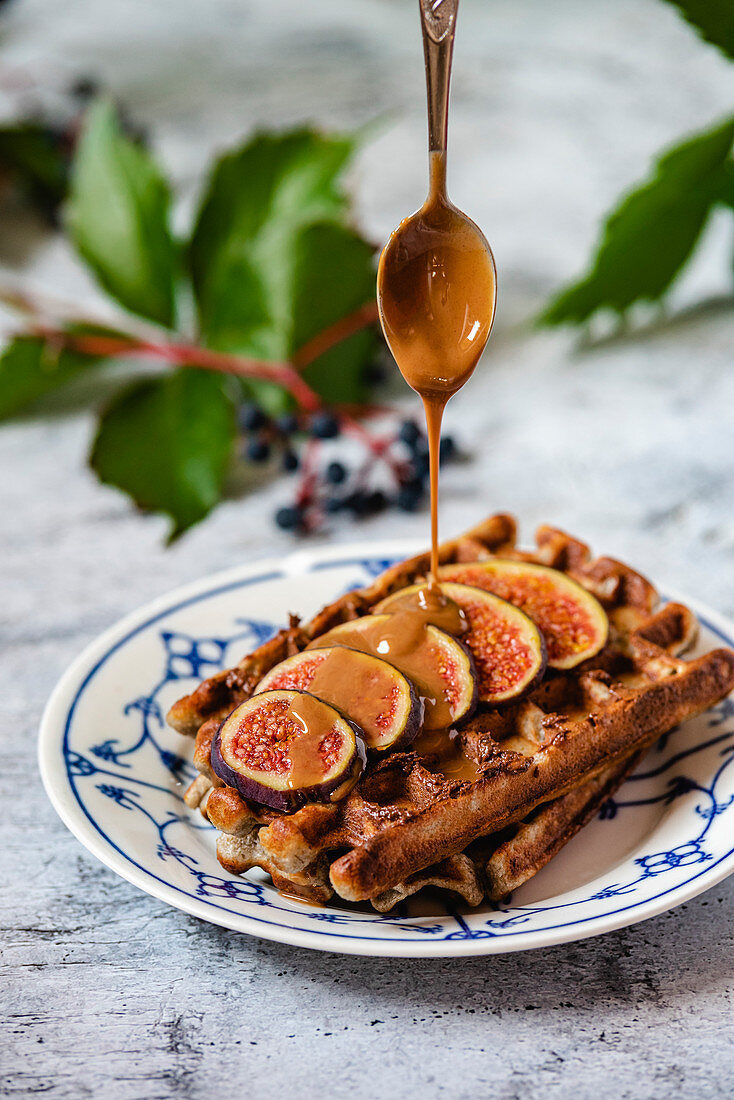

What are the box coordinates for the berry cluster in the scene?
[238,403,461,534]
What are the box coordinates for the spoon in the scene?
[376,0,497,580]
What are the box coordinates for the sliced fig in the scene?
[440,559,609,669]
[211,689,366,812]
[376,582,546,704]
[254,646,423,753]
[309,615,477,730]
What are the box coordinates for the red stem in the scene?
[341,413,405,479]
[296,437,321,508]
[9,284,383,415]
[293,302,379,369]
[32,327,322,412]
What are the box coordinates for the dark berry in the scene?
[275,412,299,435]
[71,76,100,100]
[399,420,422,448]
[326,461,347,485]
[239,403,268,432]
[411,452,430,478]
[245,437,270,463]
[400,472,425,495]
[275,505,303,531]
[344,490,370,517]
[282,448,300,473]
[310,411,340,439]
[365,489,388,514]
[440,435,458,463]
[325,496,345,514]
[364,361,388,386]
[396,486,424,512]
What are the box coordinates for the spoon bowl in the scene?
[377,181,496,400]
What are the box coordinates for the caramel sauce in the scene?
[271,1,497,794]
[308,584,469,730]
[283,692,340,790]
[295,586,468,754]
[382,582,469,636]
[412,726,482,783]
[305,645,400,736]
[378,152,496,580]
[310,615,455,729]
[277,890,322,908]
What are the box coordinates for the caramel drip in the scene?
[311,620,453,728]
[277,890,322,908]
[284,693,340,790]
[412,727,482,783]
[377,151,496,580]
[308,586,466,728]
[424,396,444,582]
[383,582,468,636]
[306,646,397,737]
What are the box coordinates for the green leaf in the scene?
[292,223,377,404]
[661,0,734,61]
[189,127,355,355]
[0,336,101,420]
[188,128,376,408]
[540,116,734,326]
[90,369,235,539]
[66,99,177,327]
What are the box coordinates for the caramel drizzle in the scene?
[283,692,341,790]
[412,726,483,784]
[309,585,467,729]
[282,0,496,796]
[305,645,399,741]
[377,151,496,581]
[381,580,468,635]
[286,585,481,787]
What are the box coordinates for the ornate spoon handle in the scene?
[419,0,459,156]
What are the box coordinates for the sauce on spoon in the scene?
[377,0,496,583]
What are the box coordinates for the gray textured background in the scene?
[2,0,733,1096]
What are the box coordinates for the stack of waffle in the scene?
[167,514,734,910]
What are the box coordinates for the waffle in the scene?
[167,515,734,909]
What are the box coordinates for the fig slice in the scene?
[253,646,424,753]
[211,689,366,812]
[309,615,477,730]
[440,559,609,670]
[376,582,546,705]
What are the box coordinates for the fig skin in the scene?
[211,689,366,813]
[311,616,478,731]
[440,559,609,670]
[376,581,547,705]
[253,646,424,754]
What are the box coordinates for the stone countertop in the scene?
[2,1,733,1096]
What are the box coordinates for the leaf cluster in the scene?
[1,102,377,538]
[541,0,734,330]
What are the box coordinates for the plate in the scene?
[39,541,734,957]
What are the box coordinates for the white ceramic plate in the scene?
[39,541,734,957]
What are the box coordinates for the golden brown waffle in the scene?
[167,514,734,909]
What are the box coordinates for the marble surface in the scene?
[2,0,734,1096]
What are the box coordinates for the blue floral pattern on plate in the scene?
[39,547,734,955]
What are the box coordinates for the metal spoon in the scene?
[376,0,497,577]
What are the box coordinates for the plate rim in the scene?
[38,540,734,957]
